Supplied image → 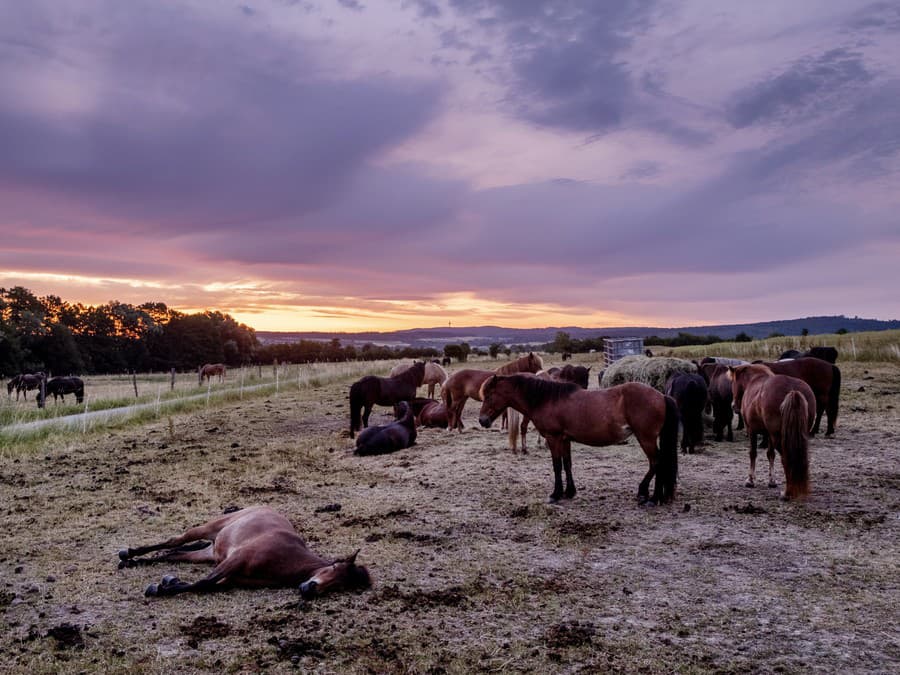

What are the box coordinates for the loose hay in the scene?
[599,355,697,392]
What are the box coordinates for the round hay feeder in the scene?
[599,355,697,392]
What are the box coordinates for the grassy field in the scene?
[0,345,898,673]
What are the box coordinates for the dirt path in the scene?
[0,362,897,673]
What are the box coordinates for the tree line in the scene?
[0,287,442,376]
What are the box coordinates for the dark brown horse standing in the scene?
[7,372,45,400]
[479,375,678,504]
[37,376,84,408]
[198,363,226,384]
[698,363,738,442]
[442,352,543,431]
[665,372,708,454]
[349,361,425,438]
[762,357,840,436]
[118,506,371,599]
[728,364,816,500]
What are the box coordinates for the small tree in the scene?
[836,328,848,335]
[488,343,503,359]
[801,328,809,337]
[734,332,753,342]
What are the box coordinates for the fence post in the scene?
[170,368,176,391]
[39,377,46,409]
[132,370,139,398]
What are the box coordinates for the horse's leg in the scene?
[562,440,576,499]
[145,556,242,597]
[118,514,236,563]
[635,437,657,504]
[362,404,372,429]
[746,432,758,487]
[118,542,215,568]
[811,400,824,435]
[500,409,508,431]
[736,412,744,431]
[546,437,565,503]
[520,416,530,453]
[726,412,734,442]
[767,433,780,488]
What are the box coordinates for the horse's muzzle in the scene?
[299,580,319,600]
[478,415,492,428]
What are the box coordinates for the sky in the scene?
[1,0,898,332]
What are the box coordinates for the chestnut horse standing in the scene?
[479,374,678,504]
[442,352,543,431]
[118,506,371,599]
[198,363,226,385]
[349,361,425,438]
[728,364,816,500]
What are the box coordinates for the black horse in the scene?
[778,346,838,364]
[698,363,738,442]
[664,372,708,454]
[349,362,425,438]
[37,376,85,408]
[441,356,452,366]
[354,401,417,456]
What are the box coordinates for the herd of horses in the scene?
[347,348,842,506]
[5,372,85,408]
[9,347,844,603]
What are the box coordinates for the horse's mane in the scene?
[392,361,425,385]
[504,374,579,407]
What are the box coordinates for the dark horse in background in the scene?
[665,372,708,454]
[762,358,840,436]
[510,365,592,453]
[354,401,417,455]
[479,374,678,504]
[697,362,739,442]
[779,346,838,364]
[349,361,425,438]
[37,376,84,408]
[7,372,45,400]
[118,506,371,599]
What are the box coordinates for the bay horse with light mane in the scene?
[349,361,425,438]
[118,506,371,599]
[441,352,543,431]
[728,364,816,500]
[198,363,226,384]
[479,374,678,504]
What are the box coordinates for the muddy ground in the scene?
[0,361,898,674]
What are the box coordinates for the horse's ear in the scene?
[345,549,361,565]
[726,367,734,381]
[585,366,591,372]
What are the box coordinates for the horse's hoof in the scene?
[118,549,130,561]
[780,492,791,501]
[548,494,562,504]
[745,480,754,488]
[161,575,179,587]
[145,584,159,597]
[768,481,778,488]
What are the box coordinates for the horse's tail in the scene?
[656,395,679,503]
[507,408,520,452]
[827,365,841,433]
[780,391,810,499]
[349,382,362,438]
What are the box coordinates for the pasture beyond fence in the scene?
[0,360,392,448]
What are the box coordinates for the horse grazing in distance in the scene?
[728,364,816,500]
[118,506,371,599]
[37,376,84,408]
[479,375,679,504]
[762,358,840,436]
[198,363,226,384]
[391,361,448,399]
[665,372,708,454]
[349,361,425,438]
[408,397,449,428]
[441,356,451,366]
[442,353,543,431]
[8,372,45,400]
[355,401,417,455]
[511,365,592,453]
[698,363,739,441]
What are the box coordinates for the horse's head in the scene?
[727,364,772,413]
[299,550,371,600]
[478,375,507,428]
[527,352,543,373]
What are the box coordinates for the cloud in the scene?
[0,1,441,234]
[727,48,874,129]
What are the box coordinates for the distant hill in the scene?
[257,315,900,349]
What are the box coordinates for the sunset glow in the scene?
[1,1,898,332]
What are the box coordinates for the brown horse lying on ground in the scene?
[198,363,226,384]
[408,397,449,428]
[442,352,543,431]
[479,375,678,504]
[118,506,371,599]
[728,364,815,500]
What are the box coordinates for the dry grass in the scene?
[0,354,898,673]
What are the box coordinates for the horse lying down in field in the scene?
[354,400,417,455]
[408,397,449,428]
[118,506,371,599]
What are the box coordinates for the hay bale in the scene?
[599,355,697,392]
